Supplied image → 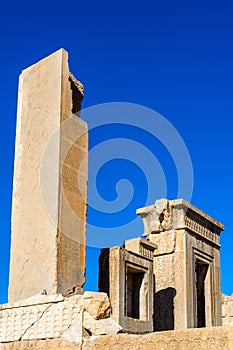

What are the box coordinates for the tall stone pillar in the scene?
[8,49,88,302]
[137,198,224,331]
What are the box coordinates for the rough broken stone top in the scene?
[20,48,84,112]
[137,198,224,245]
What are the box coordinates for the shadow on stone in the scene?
[154,287,176,331]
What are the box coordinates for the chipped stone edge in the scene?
[0,294,65,310]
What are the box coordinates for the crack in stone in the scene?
[18,303,53,341]
[63,322,72,334]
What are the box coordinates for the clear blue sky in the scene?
[0,0,233,303]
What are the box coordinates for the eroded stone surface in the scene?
[124,238,157,259]
[99,246,154,334]
[1,326,233,349]
[82,326,233,350]
[0,295,84,342]
[137,198,224,331]
[137,198,224,245]
[0,293,124,342]
[83,311,122,335]
[83,292,111,320]
[8,49,88,302]
[222,294,233,326]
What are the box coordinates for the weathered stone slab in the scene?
[8,49,88,302]
[0,291,124,342]
[83,311,122,335]
[0,295,84,342]
[82,326,233,350]
[0,340,82,349]
[1,326,233,349]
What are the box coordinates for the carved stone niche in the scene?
[98,239,157,334]
[137,198,224,331]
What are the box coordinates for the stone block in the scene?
[8,49,88,302]
[84,292,111,320]
[83,311,122,335]
[0,295,84,342]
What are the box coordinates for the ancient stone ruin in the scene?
[8,49,87,303]
[137,198,223,330]
[1,49,233,349]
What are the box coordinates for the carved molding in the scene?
[184,208,221,246]
[0,295,83,342]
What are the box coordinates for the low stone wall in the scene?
[222,294,233,326]
[84,326,233,350]
[0,339,81,350]
[2,293,233,349]
[1,326,233,350]
[0,292,120,344]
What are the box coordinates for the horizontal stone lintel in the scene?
[172,199,224,231]
[138,198,224,246]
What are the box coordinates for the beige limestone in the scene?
[0,294,84,342]
[2,48,231,349]
[222,294,233,326]
[2,326,233,349]
[0,340,82,350]
[99,244,155,334]
[0,293,122,342]
[8,49,88,302]
[82,326,233,350]
[83,292,111,320]
[83,311,122,335]
[137,198,224,331]
[137,198,224,244]
[124,238,157,259]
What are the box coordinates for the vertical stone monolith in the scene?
[8,49,88,302]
